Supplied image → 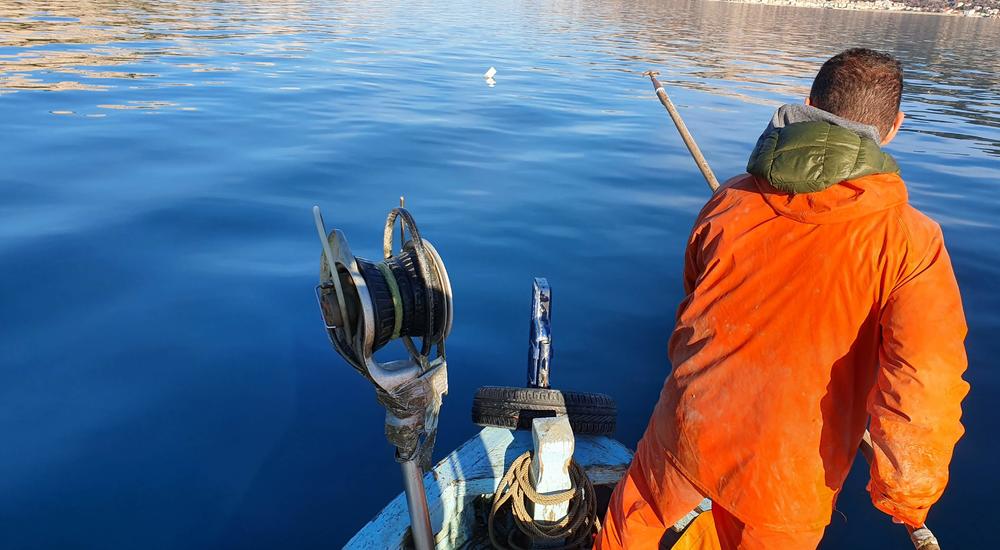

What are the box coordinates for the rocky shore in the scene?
[711,0,1000,18]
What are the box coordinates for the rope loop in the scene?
[488,451,600,550]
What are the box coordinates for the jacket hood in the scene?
[750,171,909,224]
[747,104,900,194]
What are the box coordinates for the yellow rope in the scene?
[488,451,600,550]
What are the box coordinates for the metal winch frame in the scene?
[313,205,452,550]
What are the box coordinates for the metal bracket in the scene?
[527,277,552,389]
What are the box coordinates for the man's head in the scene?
[807,48,905,145]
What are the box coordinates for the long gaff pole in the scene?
[642,71,940,550]
[642,71,720,192]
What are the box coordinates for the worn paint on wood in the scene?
[345,427,633,549]
[529,416,575,523]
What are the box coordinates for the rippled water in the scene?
[1,1,998,548]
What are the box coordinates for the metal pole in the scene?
[400,459,435,550]
[642,71,720,192]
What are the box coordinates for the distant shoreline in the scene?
[709,0,1000,18]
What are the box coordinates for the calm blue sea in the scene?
[1,1,997,548]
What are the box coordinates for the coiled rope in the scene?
[488,451,600,550]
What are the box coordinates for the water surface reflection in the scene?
[0,1,996,548]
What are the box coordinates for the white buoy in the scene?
[484,66,497,79]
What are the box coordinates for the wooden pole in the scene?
[643,70,941,549]
[642,71,720,192]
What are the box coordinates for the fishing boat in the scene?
[312,202,941,550]
[344,425,631,549]
[310,73,944,550]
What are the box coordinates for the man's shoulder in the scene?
[717,173,759,195]
[695,173,769,221]
[891,201,945,250]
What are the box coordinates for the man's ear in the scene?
[805,97,812,106]
[881,111,905,145]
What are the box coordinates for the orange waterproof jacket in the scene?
[624,120,969,533]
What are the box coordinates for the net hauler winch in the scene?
[312,204,453,550]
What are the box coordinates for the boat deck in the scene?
[346,427,633,549]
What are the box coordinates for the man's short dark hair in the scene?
[809,48,903,140]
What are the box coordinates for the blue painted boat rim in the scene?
[345,427,633,549]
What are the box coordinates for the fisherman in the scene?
[597,49,969,549]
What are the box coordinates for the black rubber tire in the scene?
[472,386,617,436]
